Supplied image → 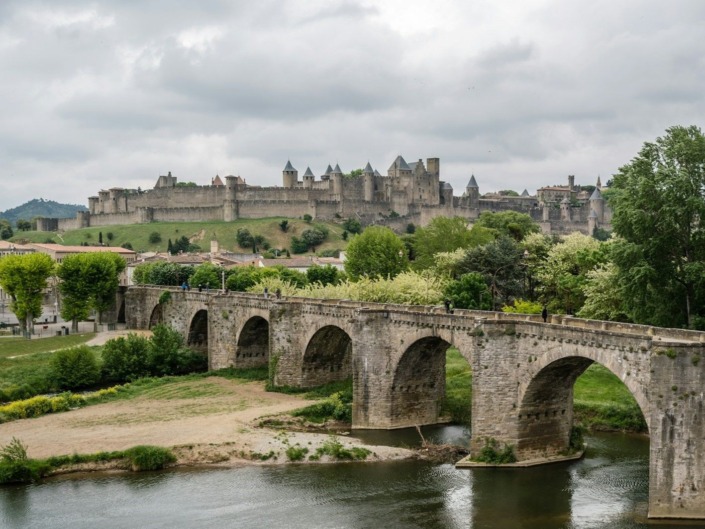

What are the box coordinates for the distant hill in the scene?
[0,199,87,226]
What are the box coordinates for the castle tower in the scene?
[465,174,479,208]
[331,164,344,197]
[588,208,598,235]
[596,176,602,190]
[88,196,99,215]
[568,174,575,191]
[541,202,550,221]
[589,187,604,223]
[440,182,453,206]
[560,197,571,221]
[303,167,315,189]
[363,162,374,202]
[283,160,298,188]
[223,175,239,221]
[427,158,440,179]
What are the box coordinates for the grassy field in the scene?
[11,218,349,255]
[0,334,95,399]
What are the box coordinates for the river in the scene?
[1,431,703,529]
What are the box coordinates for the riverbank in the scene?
[0,376,414,477]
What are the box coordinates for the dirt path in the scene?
[0,378,414,466]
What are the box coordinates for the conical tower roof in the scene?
[303,167,314,177]
[466,175,479,189]
[388,155,411,172]
[373,169,381,177]
[590,188,602,200]
[284,160,296,172]
[363,162,374,174]
[521,189,529,197]
[331,164,343,175]
[325,164,333,175]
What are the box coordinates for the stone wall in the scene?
[124,287,705,519]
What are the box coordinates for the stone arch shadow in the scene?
[515,352,649,460]
[148,303,163,329]
[301,325,353,388]
[390,333,472,429]
[234,316,270,368]
[187,309,209,352]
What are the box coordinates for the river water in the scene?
[1,431,703,529]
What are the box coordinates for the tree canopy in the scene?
[610,125,705,328]
[0,253,54,332]
[57,253,126,330]
[475,211,540,241]
[344,226,408,280]
[411,216,494,270]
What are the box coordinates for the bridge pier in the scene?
[125,287,705,520]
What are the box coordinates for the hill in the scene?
[0,199,87,227]
[10,218,349,255]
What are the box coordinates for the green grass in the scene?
[0,440,177,484]
[441,347,472,424]
[12,218,349,255]
[0,334,95,360]
[574,364,647,432]
[0,334,96,401]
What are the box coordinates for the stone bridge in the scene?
[126,286,705,520]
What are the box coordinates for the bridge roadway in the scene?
[126,286,705,520]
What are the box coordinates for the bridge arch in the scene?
[516,353,649,460]
[391,336,470,428]
[148,303,163,329]
[187,309,209,352]
[235,316,269,367]
[301,325,352,387]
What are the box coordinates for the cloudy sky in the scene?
[1,0,704,211]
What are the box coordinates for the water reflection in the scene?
[1,432,701,529]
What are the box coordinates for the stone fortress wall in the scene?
[36,155,610,235]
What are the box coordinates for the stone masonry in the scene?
[126,286,705,520]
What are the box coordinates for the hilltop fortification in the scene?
[37,156,609,235]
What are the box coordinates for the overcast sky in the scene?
[1,0,704,211]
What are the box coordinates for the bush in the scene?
[124,445,176,471]
[49,346,101,390]
[285,445,309,462]
[473,438,516,464]
[292,390,352,423]
[148,324,207,376]
[101,334,152,383]
[303,214,312,223]
[314,437,370,460]
[290,236,309,254]
[148,232,162,244]
[342,218,362,234]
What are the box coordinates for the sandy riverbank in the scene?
[0,376,415,470]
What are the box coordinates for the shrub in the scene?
[290,236,309,254]
[279,220,289,232]
[148,232,162,244]
[303,214,312,223]
[124,445,176,471]
[49,346,101,390]
[314,437,370,460]
[473,438,516,464]
[292,390,352,423]
[342,218,362,234]
[148,324,207,376]
[101,334,152,383]
[285,445,309,462]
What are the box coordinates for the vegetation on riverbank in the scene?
[0,437,176,484]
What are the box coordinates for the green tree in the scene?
[535,233,609,315]
[57,254,91,332]
[301,228,326,251]
[457,237,525,310]
[148,231,162,244]
[412,217,494,270]
[577,262,630,322]
[610,125,705,328]
[344,226,408,280]
[15,219,32,231]
[444,273,492,310]
[0,253,54,333]
[306,264,341,286]
[342,218,362,234]
[475,211,540,241]
[190,262,222,290]
[133,261,194,286]
[57,252,126,326]
[49,346,101,390]
[101,334,151,383]
[0,219,13,240]
[279,220,289,232]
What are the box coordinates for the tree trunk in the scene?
[72,318,79,333]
